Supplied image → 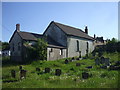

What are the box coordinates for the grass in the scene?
[2,52,120,88]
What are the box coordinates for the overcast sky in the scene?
[2,2,118,42]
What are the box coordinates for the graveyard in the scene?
[2,52,120,88]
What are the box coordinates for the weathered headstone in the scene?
[72,57,75,61]
[55,69,61,76]
[20,70,27,79]
[76,63,80,66]
[11,70,16,78]
[104,58,110,66]
[45,68,50,73]
[95,58,100,65]
[100,57,105,64]
[115,61,120,66]
[19,66,22,70]
[109,65,120,70]
[98,51,103,57]
[65,59,69,64]
[36,67,40,72]
[82,72,89,79]
[100,65,107,69]
[86,66,93,69]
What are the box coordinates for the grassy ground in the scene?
[2,52,120,88]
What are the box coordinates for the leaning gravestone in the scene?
[95,58,100,65]
[65,59,69,64]
[82,72,89,79]
[11,70,16,78]
[45,68,50,73]
[20,69,27,79]
[55,69,61,76]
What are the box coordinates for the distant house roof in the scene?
[53,21,94,40]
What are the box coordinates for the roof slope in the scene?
[18,31,43,41]
[54,22,94,40]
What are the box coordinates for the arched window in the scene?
[76,40,79,52]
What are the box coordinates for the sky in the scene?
[2,2,118,42]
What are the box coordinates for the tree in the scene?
[24,38,47,61]
[2,42,10,50]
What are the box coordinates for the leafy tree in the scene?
[24,38,47,61]
[2,42,10,50]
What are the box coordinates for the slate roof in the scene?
[53,21,94,40]
[18,31,43,41]
[13,31,65,48]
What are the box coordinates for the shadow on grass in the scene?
[2,56,38,67]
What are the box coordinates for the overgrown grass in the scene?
[2,52,120,88]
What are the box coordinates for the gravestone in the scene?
[76,63,80,66]
[19,66,22,70]
[100,57,105,64]
[20,70,27,79]
[65,59,69,64]
[55,69,61,76]
[109,65,120,70]
[11,70,16,78]
[100,65,107,69]
[95,58,100,65]
[98,51,103,57]
[72,57,75,61]
[104,58,110,66]
[36,67,40,72]
[86,66,93,69]
[115,61,120,66]
[45,68,50,73]
[82,72,89,79]
[76,58,79,60]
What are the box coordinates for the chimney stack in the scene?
[16,24,20,31]
[85,26,88,34]
[94,34,96,39]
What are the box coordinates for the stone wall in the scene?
[67,36,94,57]
[47,47,66,61]
[10,31,23,62]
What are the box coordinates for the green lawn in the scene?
[2,52,120,88]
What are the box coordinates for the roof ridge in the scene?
[54,21,85,33]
